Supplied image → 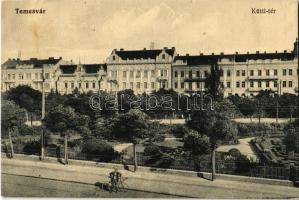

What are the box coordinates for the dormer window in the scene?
[162,54,165,59]
[113,56,116,61]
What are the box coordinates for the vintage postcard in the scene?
[1,0,299,198]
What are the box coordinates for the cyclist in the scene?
[109,168,122,192]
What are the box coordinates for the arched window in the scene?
[162,54,165,59]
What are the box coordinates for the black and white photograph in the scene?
[1,0,299,198]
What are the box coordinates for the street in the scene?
[2,174,181,198]
[2,157,299,198]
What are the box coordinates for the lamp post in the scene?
[41,67,46,160]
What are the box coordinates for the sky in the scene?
[1,0,298,64]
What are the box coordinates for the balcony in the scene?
[3,79,16,83]
[247,76,278,81]
[184,77,206,82]
[184,88,194,93]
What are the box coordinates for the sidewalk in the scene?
[2,157,299,198]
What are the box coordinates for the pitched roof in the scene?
[174,52,296,66]
[114,48,175,60]
[60,65,77,74]
[83,64,107,73]
[2,57,62,69]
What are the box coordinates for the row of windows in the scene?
[174,70,209,78]
[64,82,98,89]
[121,82,157,90]
[226,80,293,88]
[4,73,50,80]
[173,82,205,89]
[226,69,293,77]
[110,70,168,79]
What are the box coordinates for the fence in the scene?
[2,142,299,181]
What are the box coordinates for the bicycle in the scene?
[108,176,128,193]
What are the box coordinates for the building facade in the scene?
[56,63,107,94]
[1,40,298,97]
[1,57,63,93]
[106,47,176,94]
[173,48,298,97]
[1,57,107,94]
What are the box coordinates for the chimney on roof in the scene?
[49,57,54,60]
[120,48,124,51]
[275,51,278,53]
[17,58,20,61]
[150,42,154,50]
[186,53,189,56]
[264,51,266,54]
[212,53,214,55]
[8,58,11,61]
[200,53,204,56]
[13,58,16,61]
[235,52,238,55]
[143,48,146,50]
[284,50,287,53]
[59,57,62,59]
[171,47,175,50]
[247,51,249,54]
[164,47,168,50]
[256,51,259,54]
[220,52,224,55]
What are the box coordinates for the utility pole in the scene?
[8,129,14,158]
[41,67,46,160]
[276,80,279,129]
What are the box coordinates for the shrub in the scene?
[18,124,42,136]
[23,141,41,155]
[81,139,116,162]
[144,145,162,158]
[171,124,189,138]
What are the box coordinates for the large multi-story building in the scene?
[173,47,298,97]
[106,47,176,94]
[1,39,298,97]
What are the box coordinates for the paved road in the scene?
[2,174,180,198]
[2,157,299,198]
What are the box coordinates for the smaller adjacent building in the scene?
[1,57,63,93]
[57,63,107,94]
[1,57,107,94]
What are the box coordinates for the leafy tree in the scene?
[64,96,94,120]
[205,63,223,100]
[117,89,136,113]
[187,109,237,180]
[6,85,42,123]
[82,138,116,162]
[238,98,257,120]
[171,124,190,138]
[147,121,166,143]
[45,91,69,111]
[214,99,242,119]
[112,109,149,171]
[184,130,210,155]
[1,99,27,157]
[44,104,90,164]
